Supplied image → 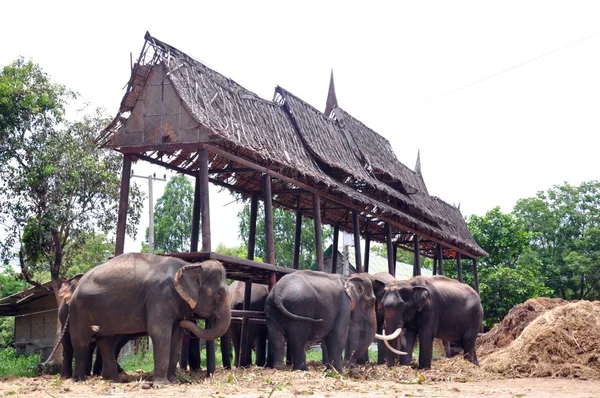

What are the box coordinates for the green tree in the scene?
[143,174,194,253]
[514,181,600,300]
[0,58,144,304]
[238,201,332,269]
[464,207,551,327]
[64,233,114,277]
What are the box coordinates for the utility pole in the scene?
[132,171,167,254]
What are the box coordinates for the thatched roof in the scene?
[97,32,487,259]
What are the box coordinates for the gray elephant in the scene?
[346,272,396,365]
[68,253,231,383]
[221,281,269,368]
[265,270,376,372]
[376,275,483,369]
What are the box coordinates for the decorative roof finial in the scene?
[324,69,338,117]
[415,149,422,175]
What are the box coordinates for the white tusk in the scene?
[375,328,402,341]
[383,339,408,355]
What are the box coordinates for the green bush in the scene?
[0,348,41,377]
[0,317,14,349]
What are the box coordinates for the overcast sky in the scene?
[2,1,599,252]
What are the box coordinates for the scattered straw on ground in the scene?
[477,297,567,356]
[481,300,600,379]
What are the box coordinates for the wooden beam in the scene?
[293,209,302,269]
[190,176,201,252]
[385,222,394,276]
[115,154,132,256]
[413,235,421,276]
[247,193,258,261]
[437,243,445,275]
[313,193,324,272]
[331,224,340,274]
[353,210,362,273]
[263,174,275,264]
[457,252,463,283]
[199,149,211,252]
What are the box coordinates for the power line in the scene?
[412,32,600,108]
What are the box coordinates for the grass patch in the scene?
[120,350,154,373]
[0,348,41,377]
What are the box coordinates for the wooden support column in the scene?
[313,193,324,271]
[190,176,201,252]
[433,257,437,275]
[437,243,445,275]
[413,235,421,276]
[263,174,275,264]
[364,235,371,273]
[293,209,303,269]
[331,224,340,274]
[352,210,362,273]
[115,154,132,256]
[457,252,463,283]
[392,243,398,275]
[199,148,211,252]
[385,222,394,276]
[473,257,480,294]
[247,193,258,260]
[238,279,253,367]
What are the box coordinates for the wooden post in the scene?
[247,193,258,260]
[437,243,445,275]
[385,222,394,276]
[392,243,397,275]
[313,193,324,271]
[457,252,463,283]
[352,210,362,273]
[115,154,132,256]
[433,257,437,275]
[238,279,252,367]
[413,235,421,276]
[190,176,201,252]
[331,224,339,274]
[473,257,480,294]
[199,148,211,252]
[364,235,370,273]
[263,174,275,264]
[293,209,303,269]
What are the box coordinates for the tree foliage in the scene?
[0,59,143,299]
[238,201,332,269]
[144,174,194,253]
[513,181,600,300]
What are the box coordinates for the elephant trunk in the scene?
[348,308,377,363]
[180,295,232,341]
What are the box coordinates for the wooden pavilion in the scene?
[96,32,487,373]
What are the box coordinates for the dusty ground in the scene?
[1,358,598,398]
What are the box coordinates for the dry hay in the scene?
[481,300,600,379]
[477,297,567,356]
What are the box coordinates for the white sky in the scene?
[2,1,599,253]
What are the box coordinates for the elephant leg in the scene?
[231,326,241,367]
[73,338,92,381]
[289,336,308,371]
[285,339,293,366]
[220,331,233,369]
[376,339,387,365]
[323,334,344,373]
[321,342,329,367]
[461,332,479,366]
[188,337,201,372]
[97,336,120,382]
[416,330,434,369]
[148,324,173,384]
[255,328,267,367]
[399,330,417,366]
[61,332,73,379]
[114,335,129,374]
[168,324,183,383]
[267,324,285,369]
[92,343,102,376]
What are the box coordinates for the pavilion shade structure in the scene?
[97,32,487,261]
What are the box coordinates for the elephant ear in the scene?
[174,263,204,309]
[345,276,376,314]
[413,286,430,312]
[344,278,361,311]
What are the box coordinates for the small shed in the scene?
[0,282,57,359]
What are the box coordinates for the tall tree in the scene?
[0,58,144,303]
[143,174,194,253]
[514,181,600,300]
[238,201,332,269]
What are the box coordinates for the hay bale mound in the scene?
[477,297,567,355]
[481,300,600,379]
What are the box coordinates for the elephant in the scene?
[345,272,396,365]
[265,270,376,372]
[376,275,483,369]
[221,281,269,368]
[68,253,231,383]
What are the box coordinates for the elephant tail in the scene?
[273,294,323,323]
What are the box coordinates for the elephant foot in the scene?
[153,377,172,385]
[168,375,180,384]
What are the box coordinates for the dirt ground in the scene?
[0,359,598,398]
